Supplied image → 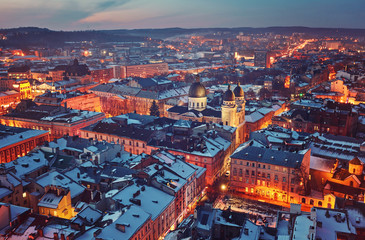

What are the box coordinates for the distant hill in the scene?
[0,26,364,48]
[104,26,365,38]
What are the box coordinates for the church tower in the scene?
[234,82,245,124]
[188,76,207,111]
[221,85,237,126]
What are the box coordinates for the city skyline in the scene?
[0,0,364,30]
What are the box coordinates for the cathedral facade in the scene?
[168,81,246,146]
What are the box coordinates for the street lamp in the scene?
[221,184,227,191]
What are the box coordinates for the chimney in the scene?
[53,232,59,240]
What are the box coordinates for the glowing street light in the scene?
[221,184,227,191]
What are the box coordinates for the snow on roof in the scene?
[38,193,63,209]
[236,220,261,240]
[74,227,102,240]
[245,111,264,123]
[96,205,150,240]
[101,118,116,124]
[310,156,336,172]
[86,145,98,153]
[292,215,314,240]
[36,171,85,199]
[112,183,174,221]
[74,206,103,224]
[0,202,29,222]
[154,170,186,192]
[6,173,21,187]
[4,150,49,179]
[0,127,48,150]
[40,224,76,239]
[315,208,357,240]
[0,187,12,199]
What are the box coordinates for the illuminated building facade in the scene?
[34,91,101,112]
[0,103,105,140]
[7,66,32,79]
[230,145,311,204]
[0,124,49,163]
[125,63,169,78]
[38,186,75,219]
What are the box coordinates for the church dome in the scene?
[223,85,235,101]
[233,82,244,98]
[189,82,206,98]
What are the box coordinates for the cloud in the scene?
[0,0,133,30]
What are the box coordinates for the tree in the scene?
[149,100,160,117]
[295,164,311,196]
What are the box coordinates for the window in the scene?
[274,175,278,181]
[262,173,265,178]
[246,170,249,176]
[252,163,255,167]
[267,173,270,179]
[251,171,255,176]
[263,165,266,169]
[283,177,286,182]
[246,162,250,166]
[291,178,295,184]
[258,164,261,168]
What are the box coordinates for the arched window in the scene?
[302,198,306,204]
[318,201,322,207]
[197,103,199,107]
[310,199,314,205]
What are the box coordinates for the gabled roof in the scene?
[349,157,362,166]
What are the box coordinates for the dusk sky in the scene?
[0,0,364,30]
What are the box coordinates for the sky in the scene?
[0,0,364,30]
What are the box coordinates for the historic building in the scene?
[0,124,49,163]
[168,80,246,146]
[230,144,311,204]
[0,100,105,140]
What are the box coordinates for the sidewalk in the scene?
[227,191,312,212]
